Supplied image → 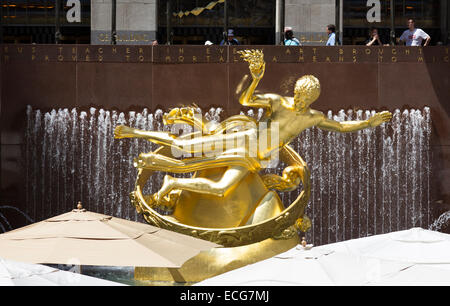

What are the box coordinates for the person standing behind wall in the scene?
[398,19,431,46]
[220,29,240,46]
[284,27,301,46]
[365,27,385,46]
[326,24,336,46]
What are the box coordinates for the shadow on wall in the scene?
[424,48,450,221]
[423,48,450,118]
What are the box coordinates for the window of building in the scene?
[343,0,444,45]
[1,0,90,44]
[157,0,275,45]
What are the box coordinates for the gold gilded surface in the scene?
[115,49,391,280]
[117,49,391,246]
[3,45,448,64]
[172,167,277,228]
[295,215,312,233]
[128,144,310,247]
[135,234,300,283]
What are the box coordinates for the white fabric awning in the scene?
[0,257,125,286]
[196,228,450,286]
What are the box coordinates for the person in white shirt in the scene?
[326,24,336,46]
[399,19,431,46]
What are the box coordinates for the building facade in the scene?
[1,0,449,45]
[1,0,91,43]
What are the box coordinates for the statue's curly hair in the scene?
[294,75,321,103]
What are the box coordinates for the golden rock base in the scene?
[135,235,300,283]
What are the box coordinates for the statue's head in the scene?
[293,75,321,111]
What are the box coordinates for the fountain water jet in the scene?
[429,211,450,231]
[23,106,433,246]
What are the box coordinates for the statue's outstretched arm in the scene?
[238,50,271,109]
[317,111,392,133]
[115,125,177,143]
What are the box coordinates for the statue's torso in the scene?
[259,98,324,153]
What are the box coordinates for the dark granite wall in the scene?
[1,45,449,235]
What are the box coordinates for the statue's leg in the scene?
[135,152,247,172]
[156,166,248,202]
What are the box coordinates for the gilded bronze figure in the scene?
[114,49,392,281]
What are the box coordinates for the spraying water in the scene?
[429,211,450,231]
[24,106,433,246]
[0,206,34,233]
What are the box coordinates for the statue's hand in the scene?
[368,111,392,127]
[238,49,265,80]
[114,125,126,139]
[114,125,135,139]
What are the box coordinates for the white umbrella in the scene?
[0,257,125,286]
[195,247,336,286]
[196,228,450,286]
[195,246,411,286]
[367,264,450,286]
[315,227,450,264]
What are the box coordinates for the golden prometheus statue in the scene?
[114,49,392,281]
